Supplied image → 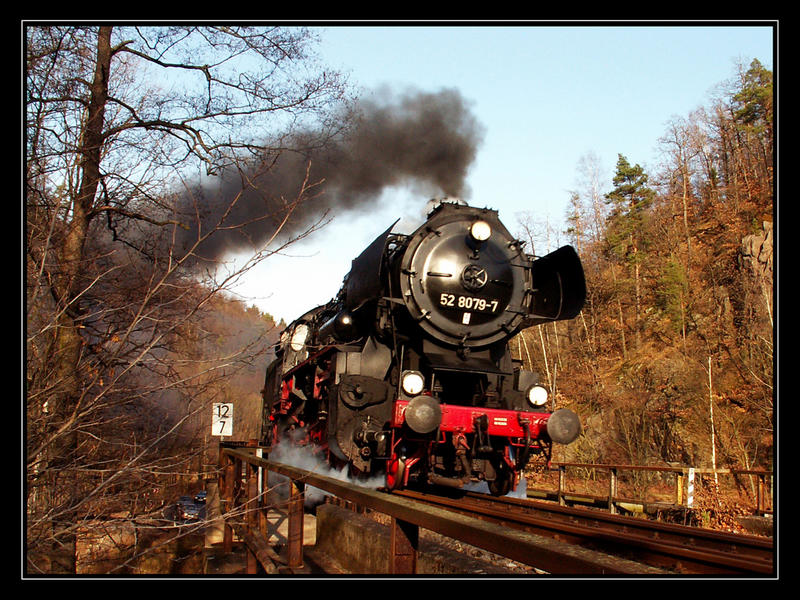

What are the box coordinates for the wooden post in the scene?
[558,465,566,506]
[223,454,236,553]
[259,462,269,541]
[608,467,618,515]
[287,479,305,569]
[390,517,419,574]
[246,461,259,574]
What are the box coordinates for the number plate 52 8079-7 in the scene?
[439,293,499,313]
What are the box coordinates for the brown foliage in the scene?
[514,59,774,480]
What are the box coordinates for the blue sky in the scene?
[230,23,775,324]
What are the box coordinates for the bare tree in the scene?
[574,151,608,247]
[25,25,350,573]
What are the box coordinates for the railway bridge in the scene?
[201,443,774,576]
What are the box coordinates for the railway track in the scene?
[394,488,775,575]
[226,450,774,575]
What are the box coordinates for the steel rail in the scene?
[395,489,774,575]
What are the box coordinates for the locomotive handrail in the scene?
[216,446,664,575]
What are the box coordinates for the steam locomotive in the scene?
[261,199,586,496]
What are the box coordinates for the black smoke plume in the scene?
[172,87,485,264]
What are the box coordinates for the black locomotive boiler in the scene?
[261,200,586,496]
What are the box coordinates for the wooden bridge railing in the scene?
[214,445,664,575]
[218,445,299,573]
[542,462,773,516]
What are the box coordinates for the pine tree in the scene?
[604,154,655,351]
[731,58,774,205]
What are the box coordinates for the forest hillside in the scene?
[512,59,774,484]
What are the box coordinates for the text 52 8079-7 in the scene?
[439,293,499,313]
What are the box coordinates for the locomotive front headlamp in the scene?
[470,220,492,242]
[527,385,549,408]
[401,371,425,396]
[289,323,309,352]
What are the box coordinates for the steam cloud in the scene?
[266,438,385,509]
[265,434,528,507]
[172,87,485,263]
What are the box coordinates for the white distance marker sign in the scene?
[211,403,233,437]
